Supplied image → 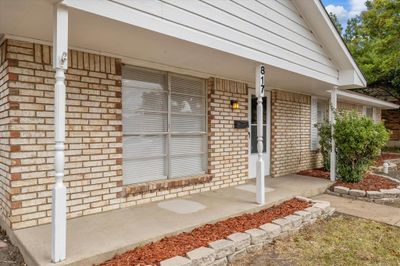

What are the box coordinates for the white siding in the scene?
[63,0,339,84]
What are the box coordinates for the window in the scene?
[122,66,207,184]
[311,97,328,150]
[365,107,374,119]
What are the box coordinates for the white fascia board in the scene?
[312,0,367,88]
[61,0,339,85]
[339,69,365,88]
[327,89,400,109]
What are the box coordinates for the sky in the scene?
[322,0,368,29]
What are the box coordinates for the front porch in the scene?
[12,174,331,266]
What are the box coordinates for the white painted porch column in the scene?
[329,86,338,182]
[52,4,68,263]
[255,65,265,205]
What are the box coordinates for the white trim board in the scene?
[327,89,400,109]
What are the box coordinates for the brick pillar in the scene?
[270,90,321,177]
[207,78,249,187]
[5,39,123,229]
[0,40,12,228]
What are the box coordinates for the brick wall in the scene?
[270,90,380,177]
[3,39,123,229]
[207,78,248,187]
[0,40,12,227]
[382,108,400,141]
[270,90,320,177]
[337,102,363,113]
[0,39,250,229]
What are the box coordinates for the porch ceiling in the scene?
[1,0,335,97]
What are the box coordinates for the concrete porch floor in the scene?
[12,174,332,266]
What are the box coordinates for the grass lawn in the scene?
[233,214,400,266]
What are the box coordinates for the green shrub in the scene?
[334,111,389,183]
[317,121,332,171]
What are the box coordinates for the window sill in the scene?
[123,174,213,197]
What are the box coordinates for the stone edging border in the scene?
[160,196,335,266]
[329,180,400,205]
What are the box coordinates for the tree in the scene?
[334,111,389,183]
[319,111,389,183]
[329,12,343,33]
[344,0,400,98]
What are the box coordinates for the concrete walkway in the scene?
[12,175,331,266]
[313,194,400,227]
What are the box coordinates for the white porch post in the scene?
[52,4,68,263]
[329,86,338,182]
[255,65,265,205]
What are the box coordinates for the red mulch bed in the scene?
[334,174,398,191]
[375,153,400,166]
[297,168,398,192]
[100,198,310,266]
[297,168,330,179]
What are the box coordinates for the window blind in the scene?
[170,74,206,178]
[122,67,168,184]
[122,67,207,184]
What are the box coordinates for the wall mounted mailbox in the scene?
[234,120,249,129]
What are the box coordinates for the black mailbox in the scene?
[234,120,249,129]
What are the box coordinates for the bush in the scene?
[317,122,332,171]
[334,111,389,183]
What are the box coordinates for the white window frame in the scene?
[311,97,329,151]
[122,66,208,184]
[363,106,380,123]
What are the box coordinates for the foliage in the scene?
[329,12,343,33]
[265,215,400,265]
[334,111,389,182]
[343,0,400,94]
[317,121,332,171]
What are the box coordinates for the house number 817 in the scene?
[260,66,265,94]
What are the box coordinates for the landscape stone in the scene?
[210,257,227,266]
[334,186,350,194]
[246,243,263,253]
[294,196,312,202]
[259,223,281,239]
[245,228,267,244]
[226,232,251,251]
[294,210,312,223]
[272,218,292,232]
[325,207,336,216]
[160,256,192,266]
[227,248,247,262]
[366,191,384,199]
[186,247,216,266]
[313,202,331,214]
[304,207,322,218]
[285,214,303,228]
[349,189,366,197]
[374,198,396,204]
[380,188,400,198]
[208,239,235,259]
[0,240,8,250]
